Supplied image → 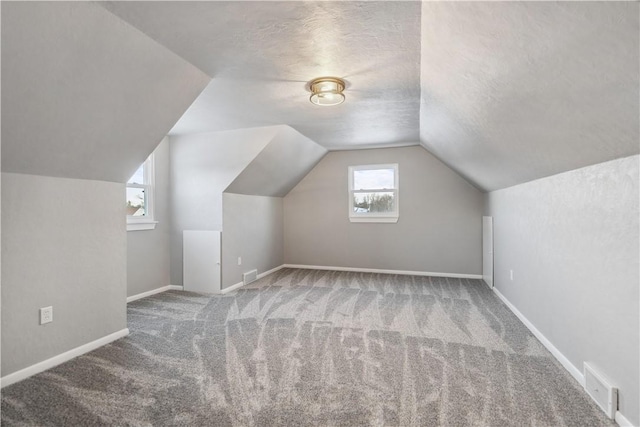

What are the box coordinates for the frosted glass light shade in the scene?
[309,77,345,106]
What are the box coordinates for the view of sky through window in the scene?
[128,164,144,185]
[353,168,394,190]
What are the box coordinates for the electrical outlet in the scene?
[238,257,242,266]
[40,306,53,325]
[509,270,514,281]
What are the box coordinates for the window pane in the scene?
[353,192,395,213]
[353,168,394,190]
[127,164,145,185]
[126,187,146,216]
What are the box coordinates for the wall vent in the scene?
[584,362,618,419]
[243,269,258,286]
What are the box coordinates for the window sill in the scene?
[127,221,158,231]
[349,216,398,223]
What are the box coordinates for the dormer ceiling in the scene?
[2,1,637,191]
[2,1,211,183]
[100,1,422,150]
[101,1,640,191]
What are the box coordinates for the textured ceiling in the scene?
[4,1,635,190]
[2,1,211,182]
[100,1,421,150]
[226,126,327,197]
[420,2,639,191]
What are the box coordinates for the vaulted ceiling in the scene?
[2,2,210,182]
[101,1,640,191]
[101,1,422,151]
[420,2,639,190]
[2,1,637,191]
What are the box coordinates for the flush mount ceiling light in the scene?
[309,77,346,106]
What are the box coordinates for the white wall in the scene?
[284,146,484,275]
[127,138,171,297]
[1,173,127,376]
[169,127,279,285]
[485,155,639,425]
[221,193,283,288]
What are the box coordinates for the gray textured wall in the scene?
[1,173,127,376]
[127,138,171,297]
[485,155,639,425]
[169,126,327,286]
[168,127,278,285]
[284,146,484,274]
[221,193,284,288]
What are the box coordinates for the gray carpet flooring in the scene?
[2,268,613,426]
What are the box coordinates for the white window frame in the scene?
[127,154,157,231]
[348,163,399,223]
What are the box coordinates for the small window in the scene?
[126,154,157,231]
[348,164,399,223]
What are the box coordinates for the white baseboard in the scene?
[492,287,584,386]
[221,264,285,294]
[615,410,636,427]
[127,285,184,303]
[493,288,639,426]
[221,281,244,294]
[0,328,130,388]
[282,264,482,280]
[207,264,479,295]
[257,265,285,280]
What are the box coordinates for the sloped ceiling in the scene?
[100,1,421,150]
[169,126,282,231]
[420,2,639,191]
[3,2,637,191]
[226,126,327,197]
[1,1,211,182]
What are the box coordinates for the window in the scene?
[126,154,157,231]
[348,163,399,223]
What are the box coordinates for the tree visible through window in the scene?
[348,164,399,223]
[126,154,156,231]
[126,164,147,217]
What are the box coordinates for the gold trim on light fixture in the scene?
[309,77,346,106]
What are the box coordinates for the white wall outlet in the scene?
[238,257,242,266]
[509,270,514,281]
[40,306,53,325]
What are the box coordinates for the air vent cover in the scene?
[584,362,618,419]
[243,269,258,286]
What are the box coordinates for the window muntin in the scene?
[126,154,156,230]
[348,164,399,223]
